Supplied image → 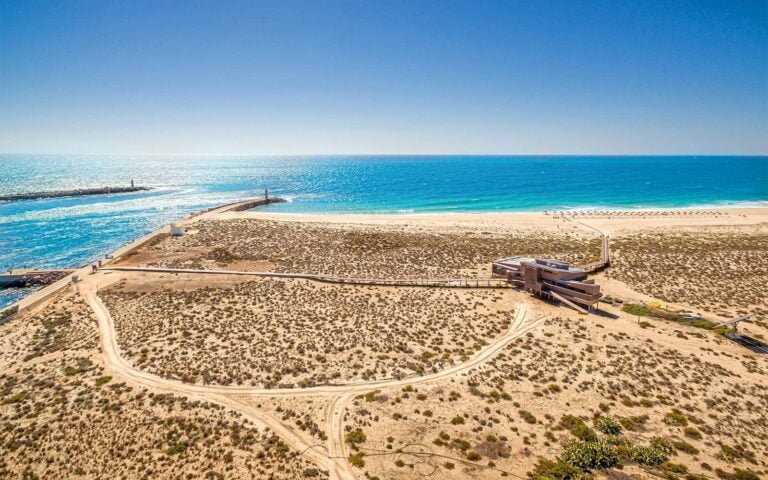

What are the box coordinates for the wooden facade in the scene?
[492,257,601,312]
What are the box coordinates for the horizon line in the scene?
[1,152,767,158]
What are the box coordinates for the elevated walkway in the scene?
[101,266,511,289]
[565,217,611,273]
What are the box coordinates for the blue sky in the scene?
[0,0,766,155]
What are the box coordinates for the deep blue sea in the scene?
[1,155,766,308]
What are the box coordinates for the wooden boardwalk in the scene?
[97,210,612,291]
[101,266,511,289]
[564,216,611,273]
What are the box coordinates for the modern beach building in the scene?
[492,257,602,312]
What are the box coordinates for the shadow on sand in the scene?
[533,294,619,319]
[725,334,768,354]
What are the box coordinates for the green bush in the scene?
[364,390,381,402]
[165,444,187,455]
[530,459,588,480]
[733,469,760,480]
[519,410,538,424]
[1,392,27,405]
[618,415,648,431]
[593,416,622,435]
[663,410,688,426]
[673,439,699,455]
[628,445,665,466]
[560,440,618,470]
[651,437,674,455]
[452,438,471,451]
[94,376,112,387]
[685,475,709,480]
[719,444,744,462]
[683,427,702,440]
[661,462,688,475]
[345,429,367,446]
[466,451,481,461]
[560,415,598,441]
[629,437,673,466]
[623,304,651,317]
[451,415,465,425]
[348,452,365,468]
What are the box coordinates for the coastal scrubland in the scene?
[3,209,767,480]
[608,225,768,322]
[342,310,768,480]
[122,218,601,277]
[0,289,326,479]
[101,276,516,387]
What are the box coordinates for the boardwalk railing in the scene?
[101,266,511,289]
[563,216,611,273]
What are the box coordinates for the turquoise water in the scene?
[1,155,766,307]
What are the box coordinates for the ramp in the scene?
[550,291,589,314]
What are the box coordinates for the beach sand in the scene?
[220,206,768,235]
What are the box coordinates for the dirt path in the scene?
[77,270,546,479]
[323,304,536,469]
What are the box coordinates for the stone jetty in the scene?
[0,185,150,202]
[0,269,74,288]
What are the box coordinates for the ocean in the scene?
[1,155,766,308]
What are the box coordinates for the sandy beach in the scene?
[221,206,768,235]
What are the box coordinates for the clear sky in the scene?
[0,0,766,155]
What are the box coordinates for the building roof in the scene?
[494,256,536,268]
[493,256,585,273]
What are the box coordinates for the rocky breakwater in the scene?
[0,186,151,202]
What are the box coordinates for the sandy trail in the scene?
[78,269,544,479]
[82,276,351,478]
[324,304,535,466]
